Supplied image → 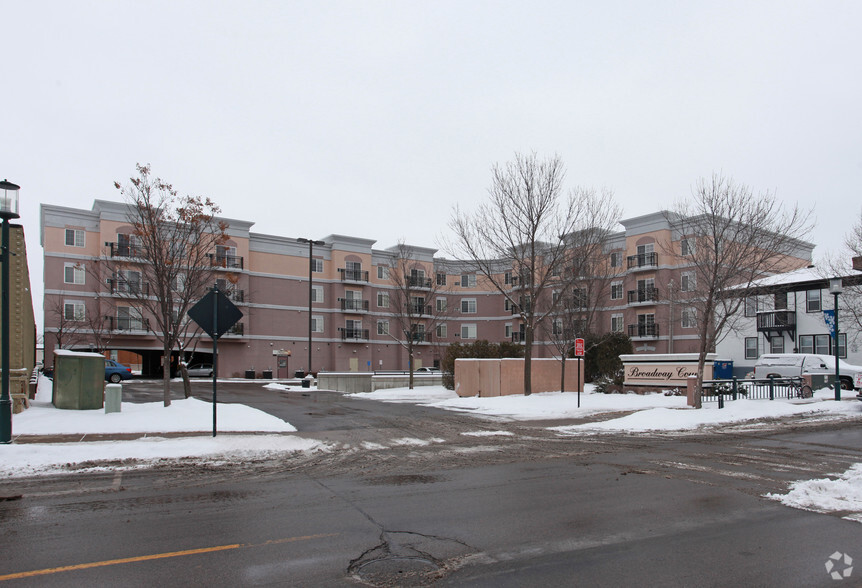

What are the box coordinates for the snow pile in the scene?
[766,464,862,523]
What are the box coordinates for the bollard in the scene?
[731,377,738,400]
[718,392,724,409]
[105,383,122,413]
[768,376,775,401]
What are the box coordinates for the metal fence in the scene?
[701,376,813,407]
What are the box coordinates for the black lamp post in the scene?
[0,180,20,444]
[829,278,844,401]
[297,238,325,376]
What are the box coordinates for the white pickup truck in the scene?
[753,353,861,391]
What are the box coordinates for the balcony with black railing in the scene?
[411,304,433,316]
[511,332,526,343]
[107,279,150,297]
[229,289,245,303]
[406,275,432,289]
[224,322,245,337]
[106,316,150,332]
[627,252,658,270]
[756,310,796,333]
[105,242,145,258]
[340,298,370,312]
[339,268,369,283]
[408,331,433,343]
[340,327,369,341]
[207,253,244,270]
[627,287,659,304]
[628,323,660,338]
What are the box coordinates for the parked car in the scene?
[416,367,440,372]
[186,363,214,377]
[753,353,861,390]
[105,359,133,383]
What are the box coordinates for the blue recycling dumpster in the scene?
[713,360,733,380]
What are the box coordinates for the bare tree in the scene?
[666,173,813,407]
[111,164,230,406]
[448,152,621,395]
[45,295,87,353]
[818,210,862,348]
[383,242,452,389]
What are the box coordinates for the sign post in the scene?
[574,338,585,408]
[188,284,243,437]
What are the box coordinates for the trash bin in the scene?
[294,370,305,378]
[245,370,255,379]
[713,360,733,380]
[262,370,272,379]
[301,379,311,388]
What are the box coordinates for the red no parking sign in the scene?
[574,338,585,357]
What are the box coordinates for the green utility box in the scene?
[52,350,105,410]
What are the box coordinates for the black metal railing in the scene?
[701,376,816,407]
[407,276,432,289]
[511,332,526,343]
[230,289,245,303]
[339,268,369,282]
[340,298,369,312]
[411,304,432,316]
[627,252,658,269]
[107,279,150,296]
[340,327,369,341]
[628,323,660,338]
[207,254,244,269]
[106,242,145,258]
[409,331,433,343]
[756,310,796,331]
[627,287,659,304]
[107,316,150,331]
[225,322,245,336]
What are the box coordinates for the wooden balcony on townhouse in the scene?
[338,268,369,283]
[627,252,658,271]
[756,310,796,337]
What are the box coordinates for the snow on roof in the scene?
[54,349,105,358]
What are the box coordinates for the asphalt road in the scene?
[2,380,861,586]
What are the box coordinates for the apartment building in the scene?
[42,203,815,376]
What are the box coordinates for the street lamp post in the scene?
[297,238,325,376]
[829,278,844,401]
[0,180,20,444]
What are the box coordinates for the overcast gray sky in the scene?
[6,1,861,334]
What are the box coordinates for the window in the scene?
[611,313,624,333]
[311,285,323,303]
[117,306,143,330]
[65,228,85,247]
[610,252,622,268]
[798,335,814,354]
[311,315,324,333]
[637,243,655,255]
[681,307,697,329]
[552,318,563,336]
[64,301,85,322]
[744,297,758,317]
[505,323,512,338]
[461,324,477,339]
[774,292,788,310]
[117,270,143,294]
[64,263,85,285]
[806,289,821,312]
[461,274,476,288]
[838,333,847,358]
[611,282,623,300]
[745,337,759,360]
[504,271,512,285]
[311,258,324,273]
[411,296,426,315]
[681,271,696,292]
[681,237,695,256]
[117,233,141,257]
[815,334,830,355]
[436,323,447,338]
[377,292,389,308]
[461,298,477,313]
[173,273,187,293]
[770,336,785,354]
[436,273,447,286]
[436,297,447,312]
[504,299,512,312]
[377,320,389,336]
[377,266,389,280]
[800,333,847,358]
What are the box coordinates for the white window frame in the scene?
[461,324,477,339]
[681,271,696,292]
[436,297,447,312]
[610,281,623,300]
[64,300,85,322]
[311,258,324,273]
[64,263,85,285]
[461,274,476,288]
[681,307,697,329]
[461,298,477,314]
[436,272,447,286]
[505,323,512,338]
[436,323,447,338]
[681,237,695,256]
[377,320,389,336]
[311,315,324,333]
[377,292,389,308]
[610,251,622,268]
[311,285,324,303]
[611,313,624,333]
[745,337,759,360]
[806,289,821,313]
[65,228,85,248]
[377,266,389,280]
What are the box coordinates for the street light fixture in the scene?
[0,179,21,444]
[829,278,844,401]
[297,238,325,376]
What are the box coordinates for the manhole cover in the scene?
[357,556,440,586]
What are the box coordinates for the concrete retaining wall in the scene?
[317,372,444,393]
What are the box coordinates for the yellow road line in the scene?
[0,533,337,581]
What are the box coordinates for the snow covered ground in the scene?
[4,376,862,524]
